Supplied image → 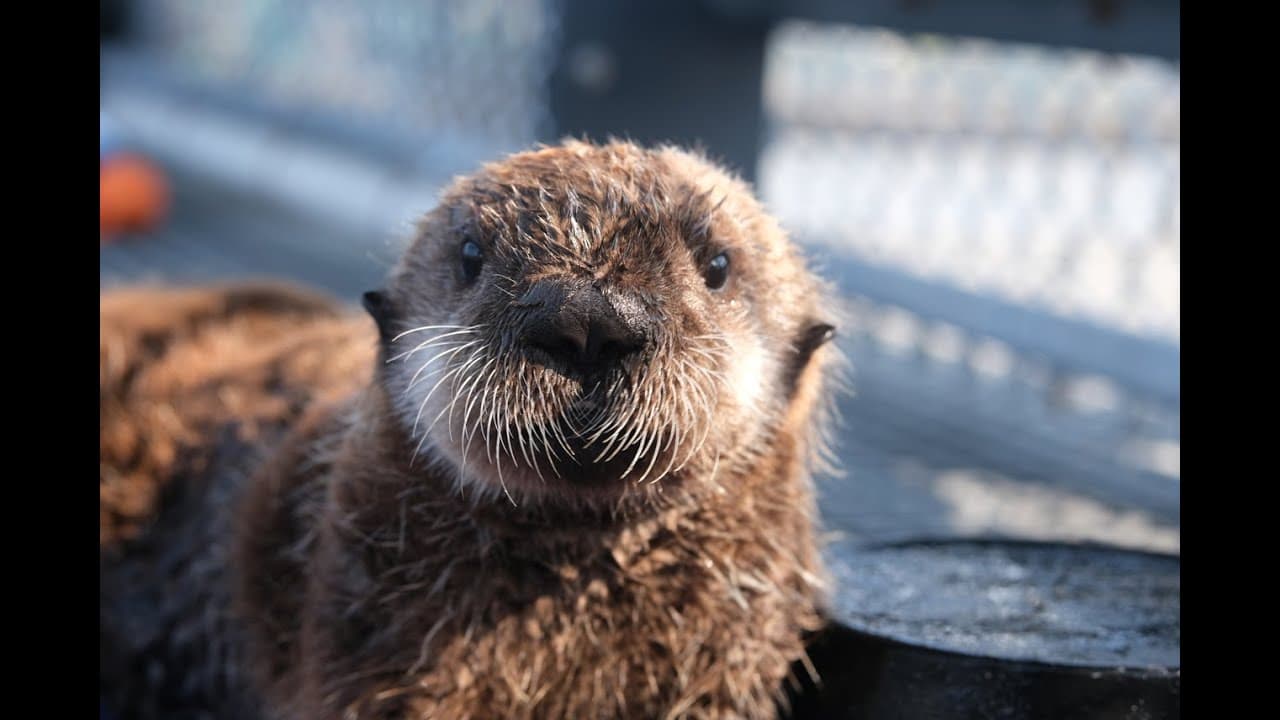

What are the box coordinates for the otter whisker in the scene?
[643,430,678,485]
[497,476,517,505]
[518,421,547,482]
[603,370,663,465]
[592,369,651,461]
[415,401,457,462]
[387,326,480,363]
[573,379,613,436]
[444,351,489,444]
[406,340,481,392]
[389,324,481,345]
[622,442,646,484]
[509,369,544,481]
[459,358,495,474]
[472,367,504,480]
[618,382,666,480]
[552,414,575,466]
[636,396,678,485]
[505,366,537,475]
[597,407,642,464]
[672,362,716,473]
[545,414,566,462]
[682,360,726,393]
[390,323,473,342]
[656,379,697,481]
[395,331,479,365]
[411,361,470,442]
[687,332,732,346]
[477,367,500,466]
[459,360,493,451]
[533,383,570,476]
[411,347,486,460]
[527,378,565,462]
[689,367,717,442]
[580,369,633,448]
[687,344,729,360]
[489,272,521,298]
[685,346,729,372]
[561,381,602,437]
[471,384,514,507]
[592,393,638,463]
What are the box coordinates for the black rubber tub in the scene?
[786,539,1180,720]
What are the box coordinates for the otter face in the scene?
[367,141,832,505]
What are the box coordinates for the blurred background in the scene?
[99,0,1179,556]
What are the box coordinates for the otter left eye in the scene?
[705,251,729,290]
[460,240,484,284]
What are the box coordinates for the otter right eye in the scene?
[704,251,730,290]
[460,240,484,283]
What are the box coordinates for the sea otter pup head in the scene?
[364,140,836,506]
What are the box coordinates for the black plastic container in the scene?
[787,539,1180,720]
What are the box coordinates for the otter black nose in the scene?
[518,281,645,372]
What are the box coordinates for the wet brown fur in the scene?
[100,141,840,720]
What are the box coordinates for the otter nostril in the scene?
[524,313,588,363]
[530,328,587,363]
[595,334,643,363]
[582,316,645,368]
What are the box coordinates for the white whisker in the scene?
[390,324,473,343]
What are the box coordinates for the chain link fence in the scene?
[760,21,1178,551]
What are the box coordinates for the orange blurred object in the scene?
[100,153,169,241]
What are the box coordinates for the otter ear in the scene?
[362,290,397,342]
[786,322,836,397]
[798,323,836,361]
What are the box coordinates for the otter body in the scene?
[100,141,840,720]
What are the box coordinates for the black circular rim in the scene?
[826,536,1181,673]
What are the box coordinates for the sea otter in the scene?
[100,140,841,720]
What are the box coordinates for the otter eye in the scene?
[704,251,729,290]
[460,240,484,283]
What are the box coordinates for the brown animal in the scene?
[100,140,841,720]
